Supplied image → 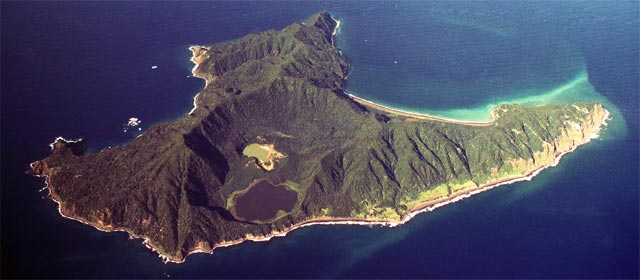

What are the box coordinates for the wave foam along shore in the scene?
[166,108,610,263]
[31,148,174,263]
[187,46,208,116]
[346,69,620,124]
[36,80,610,265]
[331,16,341,45]
[38,103,606,263]
[30,14,614,264]
[48,137,83,151]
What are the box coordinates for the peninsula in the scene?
[29,12,609,263]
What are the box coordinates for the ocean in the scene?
[1,1,638,278]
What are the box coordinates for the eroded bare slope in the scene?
[30,12,608,262]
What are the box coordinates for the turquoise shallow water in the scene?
[350,69,627,138]
[1,1,638,278]
[335,4,627,138]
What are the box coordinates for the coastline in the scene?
[35,107,610,264]
[31,15,613,264]
[175,108,610,263]
[332,18,340,36]
[187,45,208,115]
[30,164,175,263]
[186,17,493,127]
[48,136,82,151]
[347,93,495,126]
[330,17,341,45]
[330,18,494,126]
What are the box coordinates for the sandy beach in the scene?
[172,108,610,263]
[33,15,612,264]
[347,93,495,126]
[36,104,609,264]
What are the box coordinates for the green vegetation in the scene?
[283,180,301,191]
[243,144,270,162]
[242,143,285,171]
[29,12,608,262]
[403,183,450,209]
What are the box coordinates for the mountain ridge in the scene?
[29,12,609,262]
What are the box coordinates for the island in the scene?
[29,12,609,263]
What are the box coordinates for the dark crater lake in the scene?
[233,180,298,222]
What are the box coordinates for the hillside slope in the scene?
[30,12,609,262]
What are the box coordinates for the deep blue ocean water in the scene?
[2,1,638,278]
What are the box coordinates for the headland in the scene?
[29,12,611,263]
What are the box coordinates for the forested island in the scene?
[29,12,609,263]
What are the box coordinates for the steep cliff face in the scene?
[298,102,608,220]
[500,103,607,176]
[29,12,609,262]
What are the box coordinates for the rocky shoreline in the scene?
[27,12,612,264]
[29,105,609,263]
[174,107,609,264]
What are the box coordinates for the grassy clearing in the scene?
[449,180,477,193]
[242,143,285,171]
[404,183,450,209]
[243,144,270,162]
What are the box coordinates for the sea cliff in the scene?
[29,12,610,263]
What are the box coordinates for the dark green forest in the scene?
[30,12,608,262]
